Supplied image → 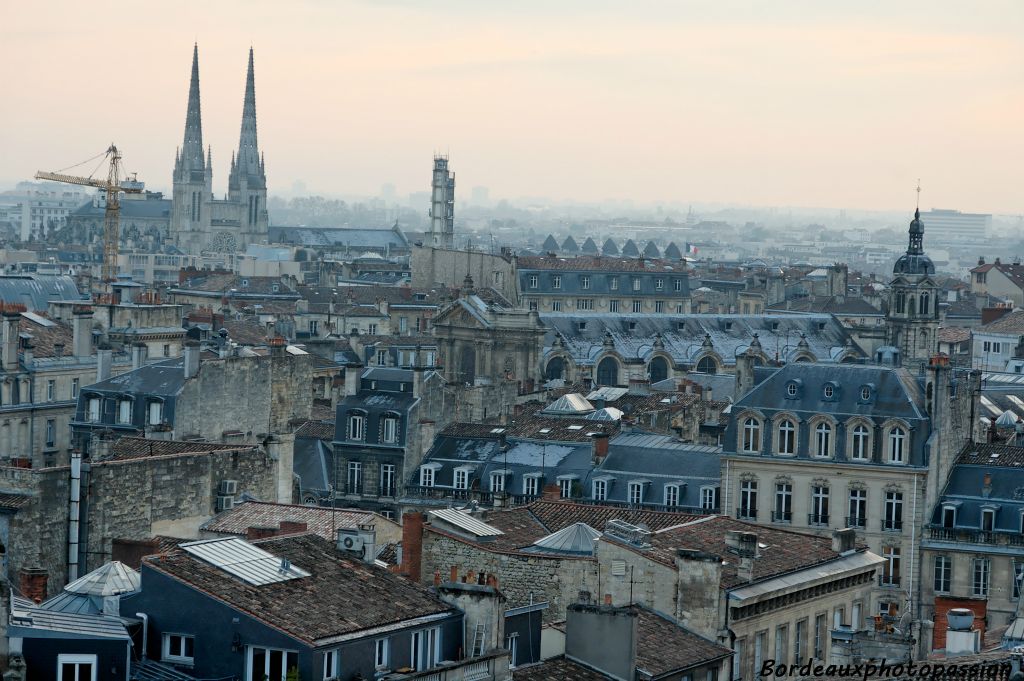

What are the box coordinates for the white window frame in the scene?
[610,277,619,291]
[147,400,163,426]
[632,277,641,291]
[777,419,796,455]
[528,275,538,289]
[490,472,506,493]
[162,632,196,664]
[558,477,575,498]
[628,481,644,505]
[655,278,664,290]
[348,461,362,494]
[552,275,562,290]
[117,398,132,425]
[411,627,441,671]
[45,418,55,447]
[884,491,903,531]
[420,466,435,487]
[375,637,390,668]
[700,486,717,511]
[523,474,541,497]
[851,424,870,460]
[740,479,757,518]
[580,275,591,290]
[349,413,365,441]
[376,349,388,366]
[632,299,642,313]
[848,488,866,526]
[973,557,990,597]
[382,415,399,444]
[323,649,339,680]
[934,555,952,594]
[609,300,619,313]
[814,421,832,457]
[246,646,299,681]
[664,484,679,507]
[71,377,79,398]
[454,468,470,490]
[46,379,55,401]
[654,300,664,313]
[57,655,97,681]
[551,300,561,312]
[888,426,906,463]
[380,463,396,497]
[88,397,101,422]
[742,417,761,453]
[593,478,608,501]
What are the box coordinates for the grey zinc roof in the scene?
[64,561,140,597]
[541,313,862,367]
[268,226,409,250]
[0,274,83,311]
[9,596,130,640]
[72,197,172,220]
[525,522,600,555]
[86,357,187,397]
[542,393,595,415]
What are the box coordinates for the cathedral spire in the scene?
[179,43,205,175]
[231,47,263,188]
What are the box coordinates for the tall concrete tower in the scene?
[429,155,455,249]
[170,44,213,252]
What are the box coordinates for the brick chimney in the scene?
[19,567,48,603]
[401,511,426,583]
[591,430,610,466]
[279,520,308,535]
[542,483,561,501]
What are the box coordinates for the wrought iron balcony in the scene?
[846,515,866,529]
[808,513,829,526]
[737,506,758,521]
[772,510,792,523]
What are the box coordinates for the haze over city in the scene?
[3,0,1022,213]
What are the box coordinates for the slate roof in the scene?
[8,595,131,641]
[542,313,862,367]
[146,533,456,645]
[200,501,385,542]
[643,516,849,588]
[0,275,82,311]
[766,296,882,316]
[517,255,686,273]
[295,420,336,440]
[269,225,410,251]
[440,418,619,443]
[85,357,187,397]
[926,443,1024,533]
[71,196,171,220]
[104,437,250,462]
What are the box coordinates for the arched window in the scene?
[888,426,907,463]
[147,400,163,426]
[777,419,796,455]
[894,292,905,314]
[596,357,619,386]
[920,293,930,315]
[909,296,916,315]
[742,418,761,453]
[649,356,669,383]
[695,357,718,374]
[851,424,870,460]
[545,357,565,381]
[381,414,400,444]
[814,422,832,457]
[348,411,366,441]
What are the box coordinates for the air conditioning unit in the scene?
[215,495,235,512]
[219,479,238,496]
[337,529,365,556]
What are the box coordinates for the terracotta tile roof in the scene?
[200,501,385,541]
[938,327,972,344]
[147,533,455,644]
[513,657,609,680]
[980,310,1024,335]
[632,606,731,674]
[517,255,687,273]
[221,318,273,346]
[645,516,846,588]
[105,438,254,462]
[971,261,1024,290]
[295,419,335,440]
[18,315,74,358]
[440,418,619,443]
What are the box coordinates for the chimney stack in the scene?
[72,305,93,359]
[18,567,48,604]
[131,342,147,370]
[2,306,21,372]
[96,347,112,382]
[591,430,610,465]
[183,340,200,380]
[401,511,425,583]
[832,528,856,555]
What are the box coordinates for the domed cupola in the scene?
[893,208,935,276]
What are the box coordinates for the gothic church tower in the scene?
[225,48,269,251]
[170,44,213,253]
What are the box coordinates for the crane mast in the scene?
[36,144,141,302]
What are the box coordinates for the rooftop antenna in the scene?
[915,179,921,211]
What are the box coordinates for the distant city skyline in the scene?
[3,1,1022,214]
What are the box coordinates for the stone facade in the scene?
[410,245,518,303]
[0,443,278,589]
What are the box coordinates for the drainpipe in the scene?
[68,451,82,581]
[136,612,149,659]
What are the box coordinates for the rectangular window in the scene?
[163,344,171,357]
[147,400,162,426]
[810,485,829,525]
[45,419,55,448]
[117,399,132,425]
[524,475,540,496]
[628,482,644,505]
[46,380,55,401]
[732,639,744,681]
[847,488,867,528]
[882,546,901,586]
[88,397,101,422]
[793,620,805,665]
[580,275,591,289]
[655,300,665,313]
[1014,561,1024,600]
[973,557,990,597]
[382,416,399,444]
[593,479,607,501]
[411,627,440,671]
[701,487,717,511]
[375,638,390,668]
[884,491,903,531]
[551,300,561,312]
[632,278,641,291]
[368,323,378,335]
[323,649,338,680]
[552,275,561,289]
[376,350,388,366]
[664,484,679,507]
[57,655,96,681]
[162,633,195,664]
[774,625,788,668]
[813,613,826,660]
[674,279,683,292]
[934,555,952,594]
[982,508,995,533]
[528,300,539,312]
[349,414,365,440]
[247,646,298,681]
[559,478,574,498]
[852,602,862,631]
[739,480,757,519]
[454,468,469,490]
[609,277,619,291]
[71,378,79,398]
[576,299,594,311]
[528,275,538,289]
[609,300,619,312]
[399,317,408,333]
[655,278,664,290]
[942,506,956,528]
[347,461,362,494]
[490,472,506,493]
[380,464,396,497]
[754,630,766,680]
[774,482,792,523]
[420,466,435,487]
[310,320,320,336]
[632,300,642,313]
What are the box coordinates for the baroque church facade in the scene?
[170,45,269,254]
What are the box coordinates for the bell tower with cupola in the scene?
[885,200,940,368]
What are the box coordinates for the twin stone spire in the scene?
[175,44,265,191]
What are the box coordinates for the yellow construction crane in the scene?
[36,144,142,301]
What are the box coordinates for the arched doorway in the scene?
[596,357,619,386]
[545,357,566,381]
[649,356,669,383]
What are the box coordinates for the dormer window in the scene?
[887,426,907,464]
[982,508,996,533]
[147,400,163,426]
[490,471,509,493]
[860,386,872,401]
[786,382,798,398]
[941,505,957,529]
[823,383,838,400]
[528,275,538,289]
[580,275,591,290]
[777,419,796,455]
[87,396,101,422]
[348,413,366,441]
[117,398,132,425]
[552,275,562,290]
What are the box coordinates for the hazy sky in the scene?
[3,1,1022,213]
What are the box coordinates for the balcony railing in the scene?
[878,574,901,588]
[737,507,757,521]
[808,513,829,526]
[772,510,792,523]
[925,526,1023,546]
[379,650,510,681]
[846,515,866,529]
[882,518,903,532]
